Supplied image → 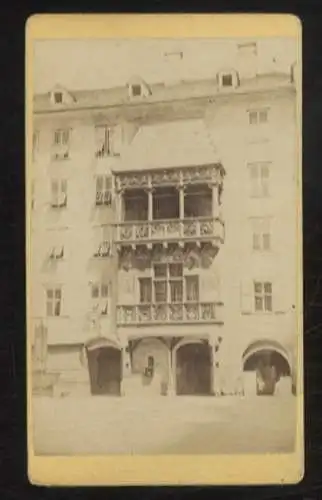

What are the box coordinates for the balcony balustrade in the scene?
[115,217,224,248]
[117,301,223,325]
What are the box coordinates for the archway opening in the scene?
[243,348,291,396]
[87,346,122,395]
[176,342,212,395]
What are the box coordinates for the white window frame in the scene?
[52,128,70,160]
[251,217,271,251]
[95,125,120,157]
[138,263,200,304]
[95,175,112,206]
[248,162,271,198]
[254,281,273,312]
[51,179,67,208]
[91,282,109,315]
[93,226,111,257]
[248,108,269,125]
[49,245,64,260]
[46,286,62,317]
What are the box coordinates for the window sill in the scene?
[51,156,71,162]
[46,315,70,319]
[241,311,285,316]
[95,153,120,160]
[249,195,271,200]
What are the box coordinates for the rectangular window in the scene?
[52,129,70,160]
[251,217,271,251]
[95,125,120,157]
[139,278,152,303]
[54,92,63,104]
[221,74,233,87]
[46,287,62,316]
[51,179,67,208]
[248,108,269,125]
[93,226,111,258]
[254,281,273,312]
[248,162,271,197]
[131,84,142,97]
[95,175,112,206]
[186,276,199,301]
[138,263,199,304]
[91,283,109,315]
[49,245,64,260]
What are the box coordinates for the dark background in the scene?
[1,3,322,499]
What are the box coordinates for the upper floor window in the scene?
[52,128,70,160]
[91,282,109,315]
[248,108,269,125]
[95,125,120,158]
[248,162,270,197]
[49,245,64,260]
[251,217,271,251]
[51,179,67,208]
[139,263,199,304]
[254,281,273,312]
[93,225,111,258]
[95,176,112,206]
[46,287,62,316]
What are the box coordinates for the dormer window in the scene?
[54,92,63,104]
[218,70,239,90]
[131,84,142,97]
[221,74,233,87]
[127,77,151,99]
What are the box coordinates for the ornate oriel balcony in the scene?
[113,164,225,251]
[115,217,224,247]
[117,301,223,326]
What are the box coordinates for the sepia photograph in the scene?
[26,14,303,484]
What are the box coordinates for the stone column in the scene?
[121,341,132,396]
[167,347,176,396]
[209,338,220,396]
[179,186,185,220]
[147,188,153,221]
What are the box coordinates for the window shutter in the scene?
[240,279,253,314]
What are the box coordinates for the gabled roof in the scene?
[113,118,221,172]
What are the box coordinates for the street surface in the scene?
[32,394,297,455]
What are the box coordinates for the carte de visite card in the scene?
[26,13,303,486]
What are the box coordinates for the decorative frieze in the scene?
[117,301,223,326]
[118,242,220,271]
[115,164,224,192]
[115,217,224,249]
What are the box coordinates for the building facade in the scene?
[30,47,299,398]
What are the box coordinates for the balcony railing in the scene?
[115,217,224,246]
[117,302,223,325]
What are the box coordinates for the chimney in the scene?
[236,42,258,80]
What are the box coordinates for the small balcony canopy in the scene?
[113,119,222,173]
